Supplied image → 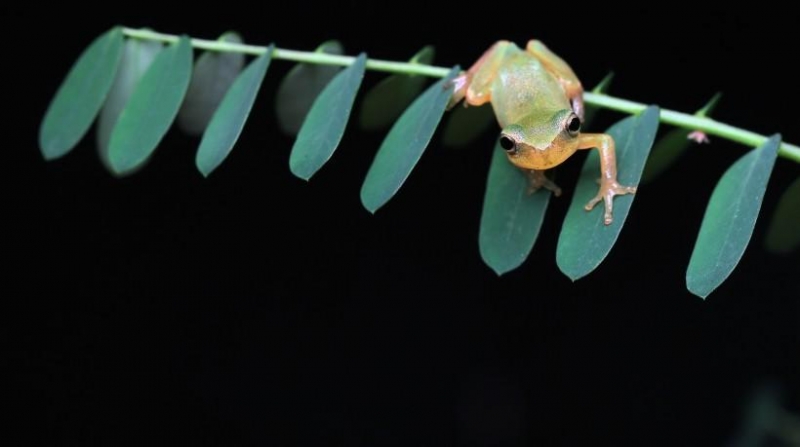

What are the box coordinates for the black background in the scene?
[8,4,799,446]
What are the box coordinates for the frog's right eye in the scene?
[499,135,517,153]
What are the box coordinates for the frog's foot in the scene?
[526,169,562,197]
[584,180,637,225]
[445,72,469,110]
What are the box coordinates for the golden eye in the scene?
[499,135,517,153]
[567,114,581,137]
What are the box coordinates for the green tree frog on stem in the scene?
[448,40,636,225]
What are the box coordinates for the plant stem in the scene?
[122,27,800,163]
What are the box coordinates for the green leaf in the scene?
[764,177,800,254]
[39,26,124,160]
[108,36,193,175]
[440,104,495,148]
[360,67,460,213]
[289,53,367,180]
[641,93,721,184]
[177,32,245,136]
[96,37,163,173]
[582,72,614,130]
[686,135,781,298]
[479,142,552,275]
[358,46,434,131]
[275,40,343,135]
[196,48,273,177]
[557,105,660,281]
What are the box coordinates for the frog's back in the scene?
[491,43,570,127]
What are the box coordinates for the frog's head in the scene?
[499,108,581,170]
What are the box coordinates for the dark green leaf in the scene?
[96,37,162,173]
[686,134,781,298]
[358,46,435,131]
[479,142,551,275]
[289,53,367,180]
[39,27,124,160]
[440,104,495,148]
[582,72,614,130]
[196,47,274,177]
[360,67,460,213]
[275,40,343,135]
[641,93,721,184]
[108,36,193,175]
[177,32,245,136]
[557,105,660,281]
[764,177,800,253]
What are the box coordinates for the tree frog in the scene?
[448,40,635,225]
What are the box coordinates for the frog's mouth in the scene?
[508,142,577,170]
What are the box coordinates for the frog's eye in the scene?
[567,115,581,137]
[499,135,517,153]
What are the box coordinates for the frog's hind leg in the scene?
[525,40,585,121]
[525,169,562,197]
[447,40,516,110]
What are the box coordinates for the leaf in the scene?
[196,47,274,177]
[440,104,495,148]
[358,46,435,131]
[479,142,552,275]
[96,37,163,173]
[764,177,800,254]
[557,105,660,281]
[641,93,722,184]
[288,53,367,180]
[108,36,193,175]
[177,32,246,136]
[581,72,614,130]
[686,135,781,298]
[275,40,344,135]
[39,26,124,160]
[360,67,460,213]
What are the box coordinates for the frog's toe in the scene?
[526,170,561,196]
[584,181,637,225]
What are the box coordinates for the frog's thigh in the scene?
[463,40,515,106]
[526,40,584,119]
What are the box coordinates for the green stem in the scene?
[122,27,800,163]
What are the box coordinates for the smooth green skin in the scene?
[39,27,123,160]
[196,47,273,177]
[557,106,660,281]
[687,135,781,298]
[479,142,551,275]
[764,177,800,254]
[289,53,367,180]
[361,67,460,213]
[641,93,722,184]
[358,46,435,131]
[97,38,162,172]
[178,32,245,136]
[275,40,344,135]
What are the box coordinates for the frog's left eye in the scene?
[499,135,517,153]
[567,115,581,137]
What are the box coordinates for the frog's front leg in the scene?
[525,169,562,197]
[447,40,515,110]
[525,40,584,121]
[576,133,637,225]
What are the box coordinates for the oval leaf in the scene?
[96,37,163,172]
[177,32,245,136]
[39,27,124,160]
[686,135,781,298]
[275,41,343,135]
[764,177,800,254]
[196,47,274,177]
[641,93,721,184]
[108,36,193,175]
[479,142,552,275]
[360,67,460,213]
[289,53,367,180]
[557,105,661,281]
[358,46,435,131]
[440,104,495,148]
